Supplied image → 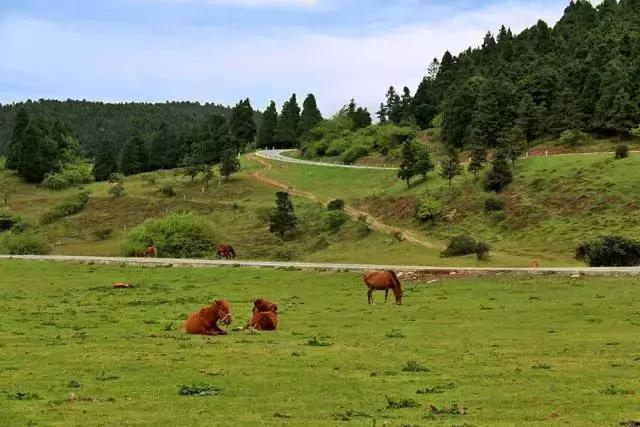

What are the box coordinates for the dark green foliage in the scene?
[615,144,629,159]
[0,231,51,255]
[484,149,513,193]
[327,199,345,211]
[276,94,301,148]
[15,120,59,183]
[351,107,372,130]
[439,147,462,188]
[229,98,256,153]
[40,191,90,224]
[402,360,429,372]
[0,210,23,232]
[148,122,180,170]
[415,196,442,223]
[93,144,118,181]
[269,192,297,237]
[576,236,640,267]
[177,384,221,397]
[385,396,420,409]
[324,210,348,232]
[484,196,505,212]
[340,144,369,165]
[414,143,434,179]
[159,183,176,197]
[441,235,479,257]
[120,134,148,176]
[398,141,417,186]
[298,94,323,135]
[257,101,278,148]
[476,241,491,261]
[468,136,487,178]
[219,149,240,181]
[122,212,218,258]
[6,108,29,170]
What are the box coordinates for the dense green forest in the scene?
[383,0,640,146]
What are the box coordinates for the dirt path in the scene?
[249,154,439,249]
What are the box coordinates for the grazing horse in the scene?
[246,311,278,331]
[144,246,157,258]
[252,298,278,314]
[184,300,232,335]
[363,270,403,305]
[216,245,236,260]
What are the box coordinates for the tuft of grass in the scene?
[385,329,405,338]
[427,403,467,416]
[67,380,81,388]
[601,385,633,396]
[8,391,42,401]
[402,360,429,372]
[531,363,552,370]
[95,372,119,382]
[385,396,421,409]
[333,410,372,421]
[306,335,333,347]
[416,383,456,394]
[177,384,221,397]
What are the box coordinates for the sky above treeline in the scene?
[0,0,598,115]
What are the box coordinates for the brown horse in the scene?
[144,246,157,258]
[184,300,232,335]
[246,311,278,331]
[216,244,236,260]
[252,298,278,313]
[363,270,403,305]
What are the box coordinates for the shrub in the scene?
[160,183,177,197]
[0,231,51,255]
[324,210,348,232]
[475,241,491,261]
[615,144,629,159]
[415,196,442,223]
[340,144,369,165]
[441,235,478,257]
[356,215,370,237]
[122,212,217,258]
[0,210,22,232]
[631,127,640,139]
[327,199,345,211]
[93,228,113,241]
[108,173,125,183]
[484,195,505,213]
[42,161,94,189]
[109,183,125,198]
[559,129,589,146]
[576,236,640,267]
[41,191,90,224]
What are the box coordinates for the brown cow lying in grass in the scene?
[246,298,278,331]
[184,300,232,335]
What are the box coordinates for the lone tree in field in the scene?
[440,147,462,189]
[398,140,417,187]
[468,138,487,179]
[219,149,240,181]
[269,191,297,237]
[414,143,434,180]
[484,148,513,193]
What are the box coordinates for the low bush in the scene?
[109,184,125,198]
[93,228,113,241]
[575,236,640,267]
[324,210,348,232]
[122,211,217,258]
[559,129,589,146]
[108,173,126,183]
[475,241,491,261]
[42,161,94,189]
[0,231,51,255]
[0,209,23,232]
[340,144,369,164]
[441,235,490,260]
[160,183,177,197]
[40,191,90,224]
[327,199,345,211]
[483,195,505,213]
[415,196,442,223]
[615,144,629,159]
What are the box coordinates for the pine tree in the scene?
[298,94,323,135]
[468,131,487,179]
[385,86,402,124]
[484,148,513,193]
[93,144,118,181]
[514,94,540,146]
[120,134,148,175]
[229,98,256,153]
[275,94,301,148]
[414,144,434,180]
[6,108,29,171]
[439,147,462,189]
[499,126,526,167]
[607,89,639,136]
[400,86,413,123]
[257,101,278,148]
[269,191,297,237]
[376,103,388,124]
[17,120,58,183]
[219,148,240,181]
[352,107,372,129]
[398,141,418,187]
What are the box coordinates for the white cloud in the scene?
[0,1,567,115]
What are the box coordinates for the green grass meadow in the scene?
[1,260,640,425]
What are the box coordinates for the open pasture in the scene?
[1,260,640,425]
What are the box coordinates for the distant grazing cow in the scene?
[184,300,232,335]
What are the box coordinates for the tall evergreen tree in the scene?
[6,108,29,171]
[229,98,256,153]
[120,134,148,175]
[484,148,513,193]
[298,94,323,135]
[269,191,297,237]
[414,144,434,180]
[439,147,462,189]
[385,86,402,124]
[352,107,372,129]
[275,94,301,148]
[219,148,240,181]
[468,132,487,179]
[257,101,278,148]
[376,103,388,124]
[17,120,58,183]
[93,144,118,182]
[398,141,418,187]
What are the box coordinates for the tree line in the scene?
[382,0,640,147]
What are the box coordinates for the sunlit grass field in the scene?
[1,260,639,425]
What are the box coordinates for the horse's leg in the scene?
[367,288,373,304]
[385,288,389,304]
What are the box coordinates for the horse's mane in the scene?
[387,270,402,290]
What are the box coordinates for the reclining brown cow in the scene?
[184,300,232,335]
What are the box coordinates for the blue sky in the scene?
[0,0,580,114]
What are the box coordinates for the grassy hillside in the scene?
[2,261,640,425]
[257,151,640,265]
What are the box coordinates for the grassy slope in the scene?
[1,261,639,425]
[258,151,640,266]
